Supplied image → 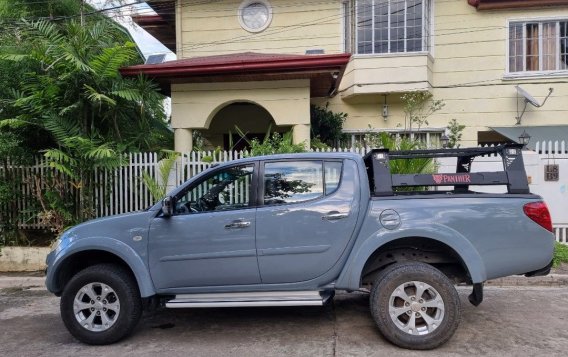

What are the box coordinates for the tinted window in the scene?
[324,161,343,195]
[176,165,254,214]
[264,161,323,205]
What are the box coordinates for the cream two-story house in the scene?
[121,0,568,152]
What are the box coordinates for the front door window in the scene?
[149,163,259,289]
[176,165,254,214]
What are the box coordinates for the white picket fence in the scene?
[535,140,568,154]
[0,147,368,230]
[1,143,566,244]
[555,225,568,244]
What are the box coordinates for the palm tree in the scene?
[0,18,171,224]
[2,19,170,147]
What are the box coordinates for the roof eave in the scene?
[119,54,352,79]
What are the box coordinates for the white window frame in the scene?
[342,1,352,53]
[350,0,432,56]
[505,16,568,78]
[237,0,273,34]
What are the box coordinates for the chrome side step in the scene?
[165,290,332,308]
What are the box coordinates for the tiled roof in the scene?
[120,52,352,98]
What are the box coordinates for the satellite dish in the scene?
[515,86,542,107]
[514,86,553,124]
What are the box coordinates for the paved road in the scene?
[1,282,567,357]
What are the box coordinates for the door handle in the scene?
[224,220,251,230]
[322,211,349,221]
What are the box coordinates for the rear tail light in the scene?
[523,201,553,232]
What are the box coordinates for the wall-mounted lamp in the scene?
[382,95,389,121]
[518,130,531,149]
[440,133,450,148]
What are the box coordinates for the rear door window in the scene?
[263,161,323,205]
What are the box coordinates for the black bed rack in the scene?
[363,144,529,196]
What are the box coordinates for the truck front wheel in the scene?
[370,262,461,350]
[60,264,142,345]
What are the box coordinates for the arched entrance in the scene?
[201,102,292,151]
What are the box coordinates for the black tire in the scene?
[60,264,142,345]
[370,262,461,350]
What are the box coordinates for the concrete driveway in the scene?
[1,280,567,356]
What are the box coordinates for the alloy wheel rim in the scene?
[73,282,120,332]
[388,280,445,336]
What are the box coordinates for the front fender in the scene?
[46,237,156,298]
[335,224,487,290]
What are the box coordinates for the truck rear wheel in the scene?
[60,264,142,345]
[370,262,461,350]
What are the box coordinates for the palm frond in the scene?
[141,171,164,202]
[61,49,92,72]
[83,84,116,107]
[88,20,108,43]
[0,53,29,62]
[0,118,36,129]
[43,115,81,143]
[58,103,80,116]
[111,88,144,102]
[233,125,252,146]
[89,45,136,78]
[263,124,273,142]
[47,162,76,178]
[62,136,91,150]
[141,152,179,201]
[44,148,77,178]
[26,20,66,47]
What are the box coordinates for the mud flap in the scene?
[468,283,483,306]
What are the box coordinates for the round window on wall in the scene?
[238,0,272,33]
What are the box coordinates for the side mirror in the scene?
[161,196,175,217]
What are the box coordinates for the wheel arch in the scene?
[360,237,471,285]
[336,228,487,290]
[48,240,156,298]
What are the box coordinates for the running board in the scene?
[165,290,332,308]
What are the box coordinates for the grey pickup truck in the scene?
[45,145,555,349]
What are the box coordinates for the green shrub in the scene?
[364,131,436,175]
[233,125,306,157]
[249,132,306,157]
[553,242,568,268]
[447,119,465,148]
[310,104,347,147]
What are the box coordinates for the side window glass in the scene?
[264,161,323,205]
[325,161,343,195]
[176,165,254,214]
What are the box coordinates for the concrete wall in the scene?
[178,0,344,58]
[0,247,49,272]
[171,80,311,129]
[340,54,433,97]
[171,80,312,149]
